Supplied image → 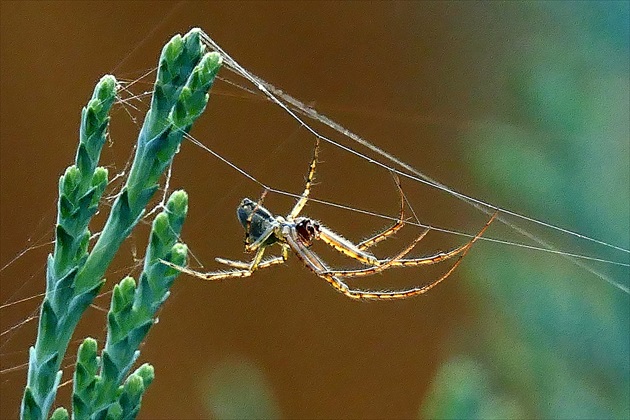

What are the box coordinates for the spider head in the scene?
[237,198,278,246]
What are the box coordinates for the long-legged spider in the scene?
[161,139,496,300]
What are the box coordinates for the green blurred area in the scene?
[423,3,629,419]
[201,356,281,419]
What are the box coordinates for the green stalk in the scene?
[21,74,115,420]
[22,28,222,420]
[74,30,221,293]
[69,191,189,419]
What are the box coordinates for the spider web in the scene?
[2,26,629,362]
[1,22,628,417]
[200,32,630,282]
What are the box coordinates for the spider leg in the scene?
[284,232,353,293]
[386,211,497,267]
[296,212,498,300]
[286,231,444,300]
[314,182,410,266]
[288,138,320,220]
[324,228,430,278]
[358,174,406,250]
[159,245,272,281]
[337,214,497,299]
[215,256,283,269]
[244,223,276,253]
[216,245,289,269]
[308,175,416,269]
[332,248,474,300]
[324,211,497,278]
[317,225,379,265]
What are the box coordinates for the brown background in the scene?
[2,2,541,419]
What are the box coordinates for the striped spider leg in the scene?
[280,199,496,300]
[314,211,497,300]
[160,137,497,300]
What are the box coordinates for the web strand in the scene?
[184,134,629,268]
[197,31,629,294]
[202,32,629,255]
[1,26,628,389]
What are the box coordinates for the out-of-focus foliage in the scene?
[202,357,281,419]
[423,3,629,419]
[422,357,525,419]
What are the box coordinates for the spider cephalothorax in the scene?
[295,218,320,247]
[161,138,496,300]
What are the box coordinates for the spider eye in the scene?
[240,198,255,208]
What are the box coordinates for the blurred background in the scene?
[1,2,628,419]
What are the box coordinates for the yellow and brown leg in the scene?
[358,175,406,250]
[387,211,497,268]
[317,226,380,266]
[324,229,430,278]
[323,211,497,279]
[323,214,495,300]
[288,138,320,220]
[159,245,272,281]
[289,232,440,301]
[216,245,289,269]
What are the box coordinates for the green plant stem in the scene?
[71,191,189,419]
[21,28,222,420]
[21,74,116,420]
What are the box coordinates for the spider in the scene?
[161,139,496,300]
